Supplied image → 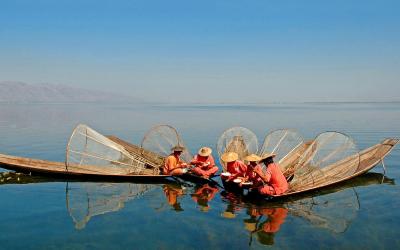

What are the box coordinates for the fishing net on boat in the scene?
[66,182,155,229]
[66,124,146,175]
[217,127,258,169]
[141,125,192,163]
[259,129,305,174]
[289,132,360,190]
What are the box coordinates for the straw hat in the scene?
[198,147,212,157]
[171,145,185,152]
[244,221,257,231]
[244,154,262,162]
[260,152,276,161]
[221,152,238,163]
[221,211,236,219]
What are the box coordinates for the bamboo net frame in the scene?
[140,124,193,163]
[216,127,259,170]
[66,124,147,175]
[259,129,305,173]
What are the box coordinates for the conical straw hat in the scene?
[260,152,276,161]
[244,221,257,232]
[244,154,262,162]
[221,211,236,219]
[171,145,185,152]
[198,147,212,157]
[221,152,238,162]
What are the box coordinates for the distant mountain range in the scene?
[0,81,138,103]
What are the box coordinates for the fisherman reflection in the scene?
[245,206,288,246]
[220,191,243,219]
[191,184,219,212]
[162,183,185,212]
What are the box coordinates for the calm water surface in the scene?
[0,103,399,249]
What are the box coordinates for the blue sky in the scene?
[1,0,399,103]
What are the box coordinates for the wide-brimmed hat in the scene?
[198,147,212,157]
[221,152,238,163]
[244,219,257,231]
[260,152,276,161]
[171,145,185,152]
[244,154,262,162]
[221,211,236,219]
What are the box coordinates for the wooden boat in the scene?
[217,127,398,198]
[0,124,172,180]
[0,124,219,186]
[221,137,398,198]
[273,138,398,198]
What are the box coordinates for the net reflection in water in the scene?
[66,182,155,229]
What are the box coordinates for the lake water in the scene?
[0,103,399,249]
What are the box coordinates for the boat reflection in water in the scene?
[221,172,395,246]
[0,170,395,237]
[66,182,156,229]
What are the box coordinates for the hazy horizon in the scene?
[1,1,399,103]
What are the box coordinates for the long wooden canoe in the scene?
[272,138,398,198]
[0,135,219,186]
[0,136,171,180]
[220,138,398,198]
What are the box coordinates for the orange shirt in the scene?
[164,154,183,174]
[264,163,288,194]
[191,154,216,170]
[245,164,264,186]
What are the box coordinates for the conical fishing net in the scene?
[217,127,258,169]
[259,129,305,174]
[66,182,155,229]
[290,132,360,190]
[141,125,192,163]
[66,124,146,175]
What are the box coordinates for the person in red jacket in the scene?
[163,145,188,175]
[254,153,288,196]
[191,147,219,178]
[220,152,247,182]
[243,154,264,187]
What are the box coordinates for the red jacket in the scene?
[226,160,247,178]
[191,154,216,170]
[264,163,288,194]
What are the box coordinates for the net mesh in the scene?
[141,125,192,163]
[217,127,258,169]
[66,124,146,175]
[66,182,155,229]
[259,129,305,173]
[290,132,360,190]
[288,188,360,233]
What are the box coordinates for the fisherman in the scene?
[190,147,218,178]
[163,145,188,175]
[253,153,288,196]
[243,154,264,187]
[220,152,247,182]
